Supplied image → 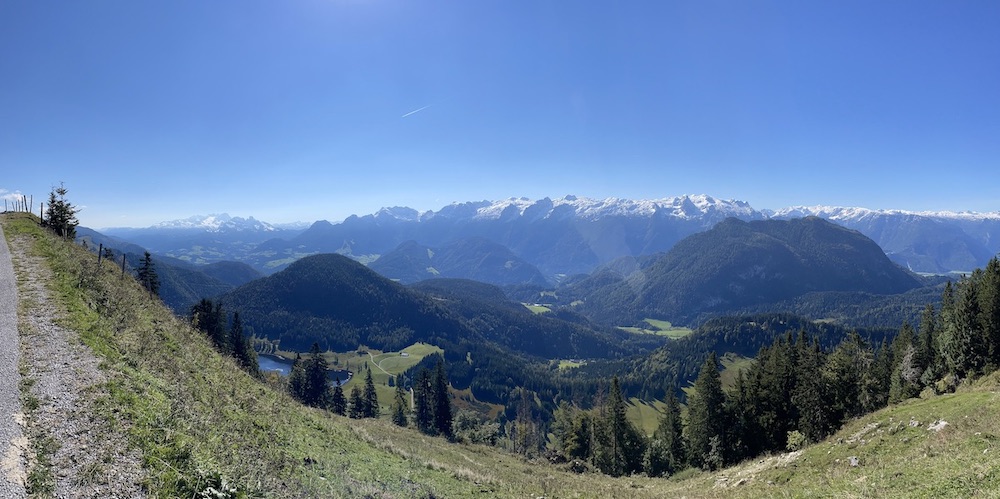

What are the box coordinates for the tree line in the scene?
[547,256,1000,477]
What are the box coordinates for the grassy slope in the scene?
[2,214,681,497]
[6,212,998,498]
[668,375,1000,498]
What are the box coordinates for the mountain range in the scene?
[99,195,1000,284]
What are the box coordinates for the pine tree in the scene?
[136,251,160,298]
[44,183,79,239]
[391,379,408,426]
[331,378,347,416]
[363,368,380,418]
[687,353,726,470]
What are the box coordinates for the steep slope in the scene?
[568,217,924,325]
[664,375,1000,497]
[4,213,698,498]
[370,237,550,286]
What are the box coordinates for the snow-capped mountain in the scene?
[387,194,762,223]
[151,213,277,232]
[769,206,1000,273]
[100,195,999,278]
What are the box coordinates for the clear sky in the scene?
[2,1,998,229]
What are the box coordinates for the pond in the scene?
[257,354,352,386]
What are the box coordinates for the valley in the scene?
[4,195,999,497]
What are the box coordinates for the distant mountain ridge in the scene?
[561,217,924,325]
[103,195,1000,279]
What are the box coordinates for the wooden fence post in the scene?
[98,244,104,264]
[121,254,127,278]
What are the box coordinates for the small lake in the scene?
[257,354,352,386]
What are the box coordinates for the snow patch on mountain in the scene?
[152,213,277,232]
[397,194,762,223]
[773,206,1000,222]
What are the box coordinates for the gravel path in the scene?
[3,219,147,497]
[0,221,27,497]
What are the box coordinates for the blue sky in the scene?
[2,1,998,228]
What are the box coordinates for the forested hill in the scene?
[222,253,469,352]
[564,217,924,325]
[222,254,656,359]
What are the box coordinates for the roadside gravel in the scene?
[4,220,147,498]
[0,221,27,497]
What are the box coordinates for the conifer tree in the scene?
[793,337,830,443]
[948,279,985,377]
[363,368,380,418]
[916,303,940,387]
[44,183,79,239]
[331,378,346,416]
[348,386,364,419]
[432,359,453,438]
[687,353,726,470]
[136,251,160,298]
[295,343,331,408]
[391,379,408,426]
[889,322,920,403]
[413,368,434,434]
[228,312,258,374]
[645,391,685,477]
[980,257,1000,368]
[288,354,306,403]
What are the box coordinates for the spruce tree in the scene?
[793,338,830,443]
[432,360,453,438]
[288,354,307,403]
[916,303,940,387]
[413,368,434,434]
[980,257,1000,368]
[348,386,364,419]
[136,251,160,298]
[331,378,346,415]
[391,379,408,426]
[44,183,79,239]
[363,369,380,418]
[645,390,685,477]
[687,353,726,470]
[300,343,331,407]
[949,279,985,377]
[889,322,920,403]
[191,298,226,351]
[228,312,259,374]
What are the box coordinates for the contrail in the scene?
[401,104,432,118]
